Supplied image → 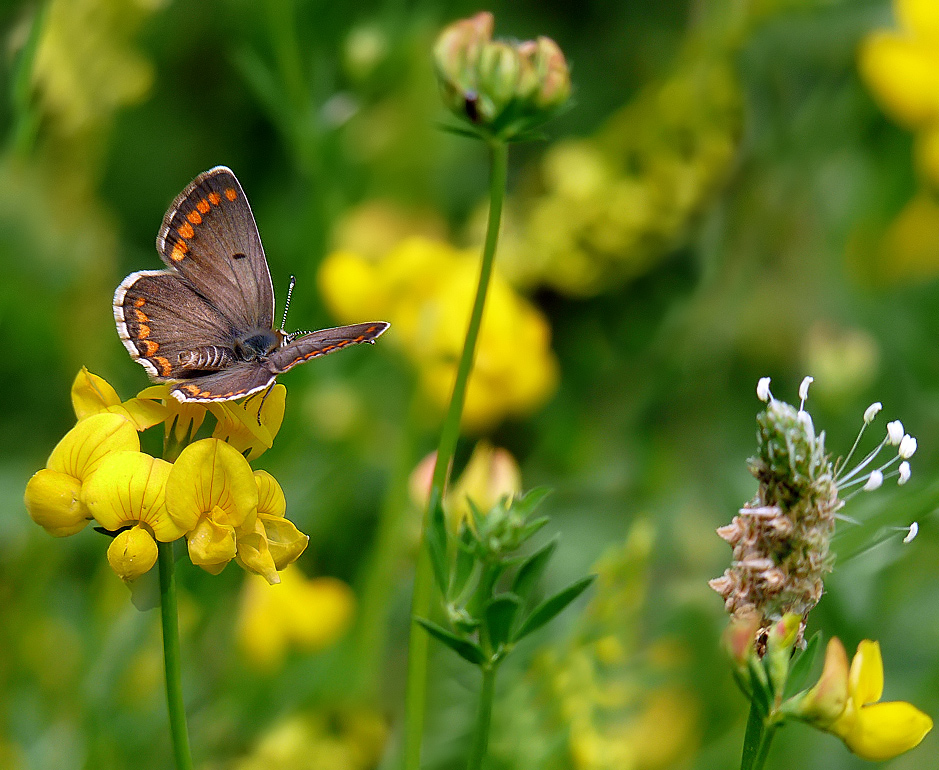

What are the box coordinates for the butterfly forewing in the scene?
[268,322,390,373]
[156,166,274,332]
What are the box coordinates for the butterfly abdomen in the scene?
[178,346,236,371]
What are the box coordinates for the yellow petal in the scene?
[859,33,939,128]
[186,513,236,574]
[850,640,884,706]
[71,368,121,419]
[254,470,286,518]
[842,701,933,761]
[81,451,183,541]
[209,385,285,462]
[47,413,139,482]
[106,399,168,431]
[107,525,159,582]
[164,439,258,532]
[24,469,88,537]
[261,516,309,570]
[236,520,280,585]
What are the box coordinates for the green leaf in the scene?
[514,574,596,642]
[785,631,822,698]
[511,536,559,601]
[485,594,521,650]
[415,618,486,666]
[518,516,550,542]
[427,492,449,597]
[511,487,552,519]
[451,538,477,601]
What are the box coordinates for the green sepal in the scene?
[512,487,552,518]
[784,631,822,699]
[450,528,478,602]
[485,593,522,651]
[514,574,596,642]
[415,618,486,666]
[511,536,559,601]
[427,491,450,597]
[747,656,771,717]
[518,515,550,543]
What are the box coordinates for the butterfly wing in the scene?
[267,322,390,373]
[169,363,276,403]
[114,270,237,381]
[156,166,274,332]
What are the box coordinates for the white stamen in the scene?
[863,470,883,491]
[797,409,815,438]
[899,435,918,459]
[898,461,911,485]
[903,522,919,544]
[887,420,904,445]
[863,402,882,424]
[757,377,772,402]
[798,376,814,409]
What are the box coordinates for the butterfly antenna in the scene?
[280,275,296,331]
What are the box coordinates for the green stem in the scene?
[740,699,776,770]
[158,542,194,770]
[466,666,497,770]
[401,139,509,770]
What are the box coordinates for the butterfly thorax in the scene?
[234,328,284,360]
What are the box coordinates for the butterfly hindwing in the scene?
[267,322,390,373]
[170,363,276,403]
[114,270,236,381]
[156,166,274,332]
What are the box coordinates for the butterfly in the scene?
[113,166,389,403]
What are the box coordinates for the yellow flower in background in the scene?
[824,639,933,761]
[237,566,355,671]
[81,450,185,581]
[319,236,557,432]
[860,0,939,187]
[24,412,139,536]
[71,368,167,430]
[164,439,259,575]
[410,442,522,530]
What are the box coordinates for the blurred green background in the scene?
[3,0,939,768]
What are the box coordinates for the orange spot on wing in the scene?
[182,384,199,395]
[196,199,211,214]
[224,187,237,201]
[140,340,159,356]
[170,244,187,262]
[134,297,146,307]
[133,309,148,323]
[187,210,202,225]
[138,324,150,339]
[154,356,172,376]
[208,192,221,205]
[178,222,194,239]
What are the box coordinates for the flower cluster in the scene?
[710,377,916,630]
[24,369,308,583]
[487,59,741,296]
[433,12,570,140]
[318,236,557,432]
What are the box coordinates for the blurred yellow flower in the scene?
[860,0,939,188]
[319,236,557,432]
[81,450,184,581]
[71,368,167,430]
[24,412,139,536]
[164,439,259,575]
[825,639,933,761]
[237,566,355,671]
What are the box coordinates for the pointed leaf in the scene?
[511,487,552,520]
[514,574,596,642]
[511,536,559,601]
[518,516,550,542]
[427,492,449,597]
[415,618,485,665]
[785,631,822,698]
[485,593,521,650]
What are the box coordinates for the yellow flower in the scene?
[24,412,139,536]
[71,368,167,430]
[210,384,286,461]
[235,470,309,585]
[164,439,258,575]
[319,236,557,432]
[237,566,355,671]
[81,450,185,581]
[805,638,934,760]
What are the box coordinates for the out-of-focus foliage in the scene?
[4,0,939,769]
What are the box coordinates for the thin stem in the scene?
[402,139,509,770]
[740,699,776,770]
[466,666,497,770]
[158,542,194,770]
